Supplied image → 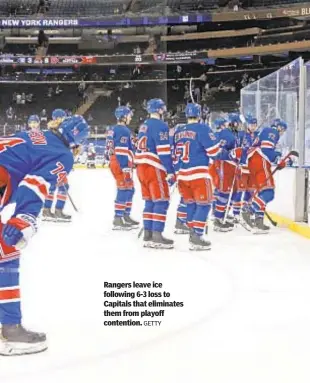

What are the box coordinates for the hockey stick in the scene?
[264,210,278,226]
[67,190,79,213]
[189,78,195,103]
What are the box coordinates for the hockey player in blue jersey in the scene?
[107,106,139,230]
[0,114,89,356]
[171,124,190,235]
[42,108,72,222]
[135,98,175,249]
[174,103,223,250]
[231,115,259,221]
[210,114,240,232]
[241,118,291,233]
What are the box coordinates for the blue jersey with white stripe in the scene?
[174,122,221,181]
[0,130,74,217]
[135,118,174,174]
[237,130,259,164]
[106,124,134,169]
[248,126,281,164]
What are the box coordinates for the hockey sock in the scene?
[0,259,21,325]
[212,189,218,216]
[44,184,56,209]
[214,191,229,220]
[44,193,54,209]
[143,200,154,231]
[114,189,128,217]
[232,191,243,217]
[176,197,187,224]
[186,202,196,229]
[152,200,169,232]
[55,192,67,210]
[192,204,211,236]
[251,189,275,217]
[55,184,68,210]
[125,188,135,216]
[243,190,252,204]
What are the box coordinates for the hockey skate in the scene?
[143,229,153,248]
[42,208,56,222]
[213,218,234,232]
[55,209,72,223]
[124,215,140,228]
[0,325,47,356]
[226,214,235,224]
[252,216,270,235]
[151,231,174,249]
[233,215,241,225]
[174,219,190,234]
[240,209,254,231]
[189,231,211,251]
[112,216,133,231]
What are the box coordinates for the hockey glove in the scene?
[276,156,293,170]
[228,147,243,162]
[166,174,176,187]
[2,214,38,249]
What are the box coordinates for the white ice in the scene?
[1,169,310,383]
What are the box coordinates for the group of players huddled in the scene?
[107,99,294,251]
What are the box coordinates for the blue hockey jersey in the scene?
[135,118,174,174]
[248,126,281,164]
[0,130,74,217]
[174,122,221,181]
[106,124,134,169]
[237,130,259,165]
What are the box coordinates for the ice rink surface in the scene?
[1,169,310,383]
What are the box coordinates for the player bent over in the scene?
[174,103,222,250]
[107,106,139,230]
[0,115,89,355]
[135,98,175,249]
[241,119,291,234]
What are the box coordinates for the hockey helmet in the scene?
[28,114,40,125]
[115,106,132,121]
[146,98,166,114]
[185,103,201,119]
[213,117,227,130]
[58,115,89,148]
[271,118,287,131]
[246,116,257,125]
[52,108,67,121]
[228,113,241,125]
